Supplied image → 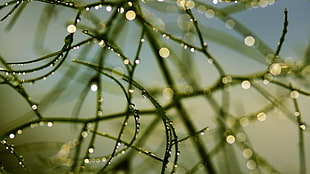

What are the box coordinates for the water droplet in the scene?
[88,147,95,153]
[226,135,235,144]
[159,47,170,58]
[82,29,88,34]
[67,24,76,33]
[118,7,124,13]
[81,131,88,138]
[129,103,136,110]
[269,63,281,75]
[183,44,188,49]
[294,112,300,117]
[98,97,104,103]
[90,83,98,92]
[246,160,256,170]
[205,9,215,18]
[128,88,134,93]
[236,132,246,142]
[31,104,38,111]
[94,5,100,10]
[76,17,81,23]
[300,124,306,131]
[84,157,90,164]
[259,0,268,8]
[47,121,53,127]
[241,80,251,89]
[197,5,206,13]
[134,59,140,64]
[142,90,148,99]
[17,129,22,135]
[244,36,255,47]
[225,19,235,29]
[264,73,273,82]
[126,10,136,21]
[242,148,253,158]
[240,117,249,126]
[222,76,232,84]
[184,0,195,9]
[190,47,195,52]
[101,157,106,162]
[97,110,103,116]
[1,139,7,144]
[85,7,90,11]
[98,40,105,47]
[9,133,15,139]
[290,90,299,99]
[257,112,267,121]
[162,88,174,99]
[87,123,93,128]
[208,58,214,64]
[123,59,130,65]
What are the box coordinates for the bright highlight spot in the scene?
[81,131,88,138]
[226,135,235,144]
[32,104,38,111]
[123,59,130,65]
[88,147,94,153]
[269,63,281,75]
[241,80,251,89]
[126,10,136,21]
[9,133,15,139]
[90,84,98,92]
[106,6,112,12]
[98,40,105,47]
[159,47,170,58]
[300,124,306,131]
[257,112,267,121]
[84,158,90,164]
[67,24,76,33]
[290,90,299,99]
[47,122,53,127]
[244,36,255,47]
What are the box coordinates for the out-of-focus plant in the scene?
[0,0,309,173]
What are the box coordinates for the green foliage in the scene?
[0,0,309,173]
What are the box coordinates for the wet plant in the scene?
[0,0,309,173]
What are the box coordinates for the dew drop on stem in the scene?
[84,157,90,164]
[47,121,53,127]
[31,103,38,111]
[88,146,95,153]
[142,90,148,99]
[8,133,15,139]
